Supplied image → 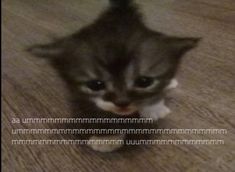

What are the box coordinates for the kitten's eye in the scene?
[134,76,154,88]
[86,80,106,91]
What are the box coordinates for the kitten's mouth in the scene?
[111,107,138,116]
[92,98,138,116]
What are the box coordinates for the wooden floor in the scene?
[2,0,235,171]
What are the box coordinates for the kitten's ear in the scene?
[27,41,64,58]
[167,37,201,56]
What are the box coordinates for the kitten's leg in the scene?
[140,100,171,120]
[88,134,125,152]
[165,78,178,90]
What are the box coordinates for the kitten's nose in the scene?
[114,99,131,108]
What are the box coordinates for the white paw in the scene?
[140,100,171,120]
[155,103,171,119]
[87,135,125,152]
[165,79,178,90]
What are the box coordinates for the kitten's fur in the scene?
[28,0,200,152]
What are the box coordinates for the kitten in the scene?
[28,0,200,152]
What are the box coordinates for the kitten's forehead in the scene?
[136,38,173,76]
[70,47,129,81]
[71,36,173,82]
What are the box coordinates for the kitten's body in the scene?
[28,0,199,152]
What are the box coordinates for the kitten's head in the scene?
[28,0,200,116]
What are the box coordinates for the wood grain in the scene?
[2,0,235,172]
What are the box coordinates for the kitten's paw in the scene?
[140,100,171,120]
[88,134,125,152]
[156,104,171,119]
[165,79,178,90]
[146,104,171,120]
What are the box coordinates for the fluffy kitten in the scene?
[28,0,200,152]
